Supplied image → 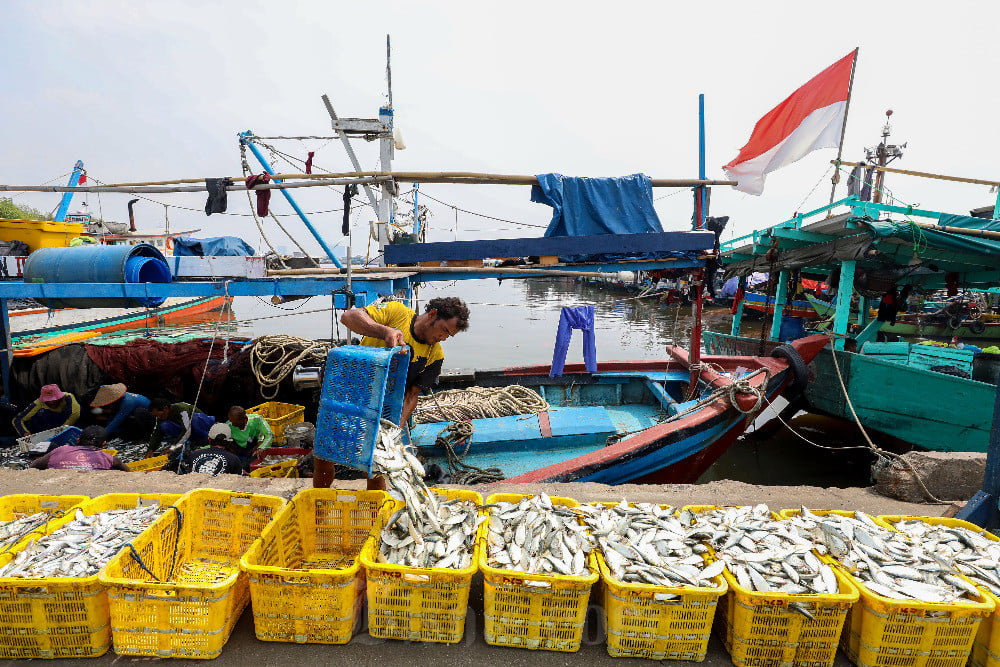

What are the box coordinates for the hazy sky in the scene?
[3,1,997,258]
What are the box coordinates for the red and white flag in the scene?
[724,50,857,195]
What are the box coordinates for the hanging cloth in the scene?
[305,151,315,174]
[846,164,864,197]
[550,305,597,378]
[204,178,232,215]
[245,173,271,217]
[859,167,876,202]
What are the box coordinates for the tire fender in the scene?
[770,344,809,395]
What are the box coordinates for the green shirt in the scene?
[227,414,274,451]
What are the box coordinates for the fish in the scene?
[484,495,592,577]
[0,511,56,551]
[371,421,479,570]
[0,504,164,579]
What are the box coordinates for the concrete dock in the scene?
[0,469,954,667]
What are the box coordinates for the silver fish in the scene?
[485,495,592,576]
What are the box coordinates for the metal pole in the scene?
[413,183,421,239]
[239,132,343,269]
[696,94,706,230]
[54,160,85,222]
[828,48,860,206]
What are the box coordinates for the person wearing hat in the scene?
[180,423,246,476]
[13,384,81,437]
[30,425,130,471]
[90,383,153,440]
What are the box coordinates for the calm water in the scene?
[220,278,875,487]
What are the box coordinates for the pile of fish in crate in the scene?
[0,422,998,664]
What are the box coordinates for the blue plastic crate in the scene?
[314,345,410,473]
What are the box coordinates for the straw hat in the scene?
[91,383,127,407]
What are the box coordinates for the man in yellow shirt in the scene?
[313,296,469,489]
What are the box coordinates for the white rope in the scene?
[250,335,332,400]
[413,386,549,424]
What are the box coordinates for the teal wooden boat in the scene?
[716,194,1000,453]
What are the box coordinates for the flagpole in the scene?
[827,47,860,207]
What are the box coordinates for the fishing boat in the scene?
[409,334,827,484]
[741,291,821,319]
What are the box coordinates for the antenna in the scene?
[386,34,393,109]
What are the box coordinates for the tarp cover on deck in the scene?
[531,173,671,262]
[173,236,256,256]
[865,215,1000,257]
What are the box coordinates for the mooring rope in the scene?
[413,386,549,424]
[250,335,332,399]
[433,421,505,485]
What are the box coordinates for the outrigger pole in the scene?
[828,47,860,206]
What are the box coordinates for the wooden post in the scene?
[858,295,869,328]
[828,48,860,206]
[730,276,746,336]
[769,270,789,341]
[833,261,856,350]
[688,269,705,399]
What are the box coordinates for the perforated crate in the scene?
[359,488,482,643]
[246,401,305,444]
[99,489,284,659]
[877,515,1000,667]
[0,492,179,660]
[241,488,389,644]
[314,344,409,473]
[480,493,598,653]
[249,459,299,478]
[126,454,169,472]
[586,502,727,661]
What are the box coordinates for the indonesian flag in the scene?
[724,50,857,195]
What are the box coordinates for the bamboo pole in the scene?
[90,172,738,190]
[906,219,1000,241]
[267,265,675,279]
[0,176,390,195]
[834,161,1000,188]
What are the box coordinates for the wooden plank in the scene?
[383,231,715,264]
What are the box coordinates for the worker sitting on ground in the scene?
[226,406,273,464]
[313,296,470,490]
[30,425,130,471]
[180,424,247,476]
[89,383,154,440]
[147,398,215,455]
[13,384,81,436]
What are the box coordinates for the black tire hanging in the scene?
[970,320,987,335]
[948,316,962,329]
[770,344,809,396]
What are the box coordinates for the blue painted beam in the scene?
[383,231,714,264]
[54,161,85,223]
[411,259,705,282]
[771,228,834,243]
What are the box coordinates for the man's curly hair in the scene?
[425,297,470,331]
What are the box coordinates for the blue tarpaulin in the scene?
[531,173,664,237]
[173,236,256,257]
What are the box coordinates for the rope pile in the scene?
[433,421,505,485]
[250,335,332,399]
[413,386,549,424]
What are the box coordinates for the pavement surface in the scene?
[0,469,957,666]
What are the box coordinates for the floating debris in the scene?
[0,512,55,551]
[0,505,165,579]
[785,509,981,603]
[577,501,723,588]
[484,493,592,576]
[371,421,480,570]
[681,504,840,596]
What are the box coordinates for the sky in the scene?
[3,1,998,259]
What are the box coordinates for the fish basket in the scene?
[98,489,284,659]
[126,454,169,473]
[0,493,89,552]
[248,459,299,478]
[246,401,305,444]
[876,515,1000,667]
[0,492,179,660]
[249,447,311,472]
[685,505,859,667]
[359,488,482,644]
[240,488,389,644]
[589,503,727,661]
[313,345,409,474]
[16,425,80,453]
[479,493,598,653]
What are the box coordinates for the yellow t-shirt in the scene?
[360,301,444,390]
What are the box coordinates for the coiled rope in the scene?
[433,421,506,485]
[250,335,332,399]
[413,385,549,424]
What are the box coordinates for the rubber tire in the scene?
[770,344,809,396]
[970,320,986,335]
[948,316,962,329]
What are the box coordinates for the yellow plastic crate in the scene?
[0,492,179,660]
[0,218,84,251]
[359,488,483,644]
[877,515,1000,667]
[480,492,598,653]
[0,493,89,549]
[126,454,169,472]
[99,489,284,659]
[591,503,727,660]
[249,458,298,478]
[247,401,305,444]
[241,488,390,644]
[684,505,858,667]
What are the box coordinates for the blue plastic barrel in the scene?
[23,243,172,309]
[779,317,806,342]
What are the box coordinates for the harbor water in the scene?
[220,277,875,488]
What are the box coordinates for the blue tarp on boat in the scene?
[173,236,256,257]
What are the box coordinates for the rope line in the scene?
[432,421,506,484]
[413,385,549,424]
[249,334,333,400]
